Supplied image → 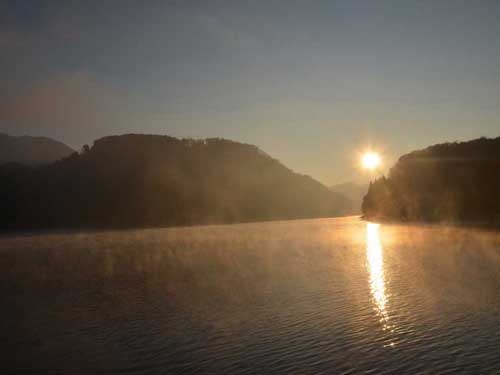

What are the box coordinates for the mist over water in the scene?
[2,217,500,374]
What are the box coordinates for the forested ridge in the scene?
[0,134,349,230]
[362,137,500,224]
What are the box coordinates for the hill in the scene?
[0,134,349,230]
[330,182,367,215]
[0,133,74,165]
[362,137,500,224]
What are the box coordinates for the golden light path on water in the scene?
[366,222,395,347]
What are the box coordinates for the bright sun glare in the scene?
[362,152,381,170]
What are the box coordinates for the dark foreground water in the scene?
[2,217,500,374]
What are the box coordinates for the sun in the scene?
[362,152,381,170]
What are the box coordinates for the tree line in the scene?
[0,134,349,230]
[362,137,500,224]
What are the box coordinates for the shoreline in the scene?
[362,215,500,231]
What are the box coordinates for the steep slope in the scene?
[0,133,74,165]
[0,134,349,229]
[362,137,500,224]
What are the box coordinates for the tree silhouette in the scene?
[362,137,500,224]
[0,134,349,230]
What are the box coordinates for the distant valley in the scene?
[329,182,368,215]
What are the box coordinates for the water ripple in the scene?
[2,217,500,374]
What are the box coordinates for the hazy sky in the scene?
[1,0,500,184]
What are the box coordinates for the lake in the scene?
[2,216,500,374]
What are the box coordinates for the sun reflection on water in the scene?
[366,223,395,344]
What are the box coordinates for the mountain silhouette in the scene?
[362,137,500,224]
[0,134,350,230]
[0,133,74,166]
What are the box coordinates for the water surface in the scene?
[2,217,500,374]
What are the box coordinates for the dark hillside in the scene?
[362,137,500,224]
[0,134,349,230]
[0,133,74,165]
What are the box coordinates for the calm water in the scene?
[2,217,500,374]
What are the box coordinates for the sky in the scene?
[1,0,500,185]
